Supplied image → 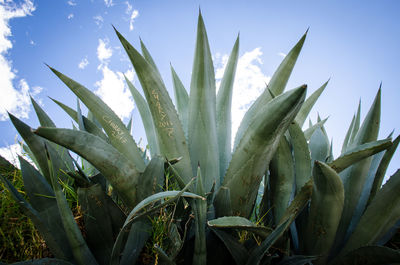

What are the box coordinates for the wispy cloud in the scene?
[104,0,113,7]
[94,39,134,120]
[29,39,35,45]
[0,0,40,121]
[67,13,74,19]
[78,56,89,69]
[278,52,287,58]
[214,47,271,142]
[93,15,104,27]
[67,0,77,6]
[125,2,139,31]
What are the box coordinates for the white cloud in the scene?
[78,56,89,69]
[278,52,287,58]
[94,66,134,120]
[97,38,112,64]
[67,13,74,19]
[93,15,104,27]
[125,1,132,13]
[67,0,76,6]
[215,47,271,142]
[29,39,35,45]
[0,0,39,121]
[0,143,23,168]
[104,0,113,7]
[129,9,139,31]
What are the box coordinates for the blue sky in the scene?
[0,0,399,176]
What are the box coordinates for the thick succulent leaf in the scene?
[125,76,160,157]
[114,27,193,185]
[369,134,400,202]
[193,166,207,265]
[303,117,328,141]
[216,35,239,182]
[208,216,272,238]
[334,89,381,251]
[35,127,141,208]
[341,115,355,154]
[136,155,164,202]
[348,100,362,146]
[77,184,115,265]
[140,38,160,75]
[295,80,329,127]
[51,97,108,142]
[9,258,75,265]
[211,228,249,265]
[270,136,295,224]
[171,65,189,136]
[224,85,306,217]
[333,246,400,265]
[0,174,73,260]
[120,220,151,265]
[188,12,219,191]
[246,218,292,265]
[46,147,98,265]
[309,127,330,163]
[214,186,233,217]
[0,154,17,174]
[304,161,344,263]
[328,139,392,173]
[340,170,400,256]
[288,122,312,193]
[154,245,177,265]
[234,31,307,150]
[48,66,145,171]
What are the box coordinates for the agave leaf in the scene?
[304,161,344,264]
[48,66,145,172]
[154,245,177,265]
[270,136,295,224]
[303,117,328,141]
[125,76,160,157]
[211,228,249,265]
[114,27,193,185]
[216,35,240,182]
[120,220,151,265]
[9,258,76,265]
[224,85,306,217]
[339,170,400,256]
[77,184,115,265]
[276,255,317,265]
[45,146,98,265]
[295,80,329,127]
[309,127,330,164]
[192,165,207,265]
[234,30,307,150]
[22,143,41,172]
[171,65,189,136]
[188,12,220,191]
[0,154,17,174]
[208,216,272,238]
[334,89,381,251]
[214,186,233,217]
[51,98,108,142]
[288,122,312,193]
[333,246,400,265]
[35,127,141,208]
[246,218,292,265]
[136,155,164,202]
[30,96,56,127]
[328,139,392,173]
[0,174,73,260]
[140,38,161,75]
[369,134,400,203]
[126,115,132,134]
[341,115,356,154]
[348,100,361,146]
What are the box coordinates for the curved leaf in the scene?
[48,66,145,171]
[224,85,306,217]
[333,246,400,265]
[216,35,240,182]
[125,76,160,157]
[211,228,249,265]
[234,30,307,150]
[208,216,272,238]
[304,161,344,263]
[341,115,356,154]
[309,127,330,163]
[35,127,141,208]
[114,27,193,185]
[303,117,328,141]
[188,12,219,191]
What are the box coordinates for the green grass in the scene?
[0,157,50,263]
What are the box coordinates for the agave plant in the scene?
[2,10,400,265]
